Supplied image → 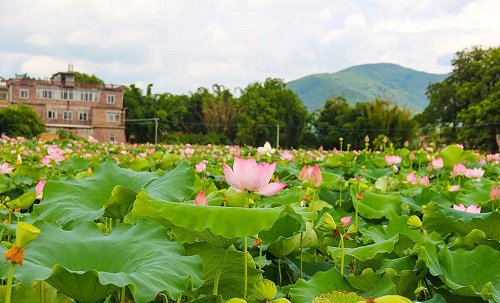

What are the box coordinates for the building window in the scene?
[62,89,73,100]
[39,88,55,99]
[110,134,116,142]
[20,89,29,99]
[106,95,115,104]
[106,112,120,122]
[78,112,89,121]
[47,110,57,119]
[63,111,73,120]
[81,92,92,101]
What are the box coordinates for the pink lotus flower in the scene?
[430,158,444,170]
[407,172,418,184]
[490,185,499,200]
[280,151,295,161]
[448,185,461,192]
[257,141,276,156]
[222,157,287,196]
[385,155,402,166]
[464,168,484,179]
[451,163,467,176]
[298,164,323,187]
[194,189,207,206]
[35,180,46,199]
[195,160,207,173]
[453,203,481,213]
[47,146,65,162]
[0,163,14,174]
[341,216,352,227]
[419,176,430,186]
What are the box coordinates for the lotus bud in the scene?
[194,189,207,206]
[15,222,41,248]
[407,215,422,230]
[225,298,247,303]
[490,185,499,200]
[15,154,22,165]
[315,212,336,232]
[270,299,291,303]
[340,216,352,227]
[372,295,412,303]
[252,279,277,300]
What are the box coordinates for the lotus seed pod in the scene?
[315,212,336,232]
[252,279,277,300]
[270,298,291,303]
[15,222,41,248]
[407,215,422,230]
[225,298,247,303]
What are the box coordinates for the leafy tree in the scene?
[73,72,104,85]
[237,78,308,147]
[419,46,500,151]
[0,105,45,138]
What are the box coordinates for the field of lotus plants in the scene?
[0,135,499,303]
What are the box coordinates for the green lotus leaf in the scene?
[401,188,450,212]
[7,190,36,210]
[417,243,500,301]
[382,259,428,298]
[0,175,10,193]
[346,268,383,293]
[452,229,500,250]
[120,157,153,171]
[352,190,402,220]
[312,291,367,303]
[31,161,158,226]
[423,202,500,240]
[260,187,303,207]
[328,235,400,263]
[132,191,285,238]
[0,281,72,303]
[456,180,496,209]
[420,294,446,303]
[289,268,355,303]
[0,219,203,303]
[361,216,425,245]
[171,226,236,248]
[259,210,305,244]
[184,242,262,300]
[374,176,400,193]
[267,222,317,258]
[439,145,476,169]
[102,185,138,219]
[143,161,195,201]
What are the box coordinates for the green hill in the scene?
[286,63,447,112]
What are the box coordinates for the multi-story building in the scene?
[1,68,125,143]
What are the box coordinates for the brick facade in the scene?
[2,72,126,143]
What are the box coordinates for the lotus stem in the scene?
[5,262,15,303]
[243,236,248,300]
[300,232,304,279]
[340,234,345,276]
[213,248,228,295]
[258,241,263,270]
[40,280,45,303]
[278,258,282,286]
[120,287,126,303]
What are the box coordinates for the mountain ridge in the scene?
[286,63,448,112]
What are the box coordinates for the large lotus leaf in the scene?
[439,145,476,169]
[171,226,236,248]
[132,191,285,238]
[0,219,203,303]
[0,281,72,303]
[346,268,383,293]
[352,190,402,220]
[456,180,496,208]
[383,259,428,298]
[362,216,425,245]
[423,202,500,240]
[143,161,195,201]
[417,243,500,302]
[102,185,138,219]
[401,188,451,212]
[267,222,317,258]
[260,187,303,207]
[452,229,500,250]
[31,161,158,225]
[0,175,10,193]
[184,242,262,300]
[289,268,355,303]
[259,210,305,244]
[328,235,400,263]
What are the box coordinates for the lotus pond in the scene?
[0,136,499,303]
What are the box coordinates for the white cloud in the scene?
[0,0,499,93]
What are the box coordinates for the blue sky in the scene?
[1,0,498,94]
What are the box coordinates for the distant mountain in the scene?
[287,63,447,112]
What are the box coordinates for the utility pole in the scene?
[276,124,280,148]
[154,118,159,145]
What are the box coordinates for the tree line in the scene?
[1,46,498,151]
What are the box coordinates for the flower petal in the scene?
[256,182,287,196]
[222,163,241,190]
